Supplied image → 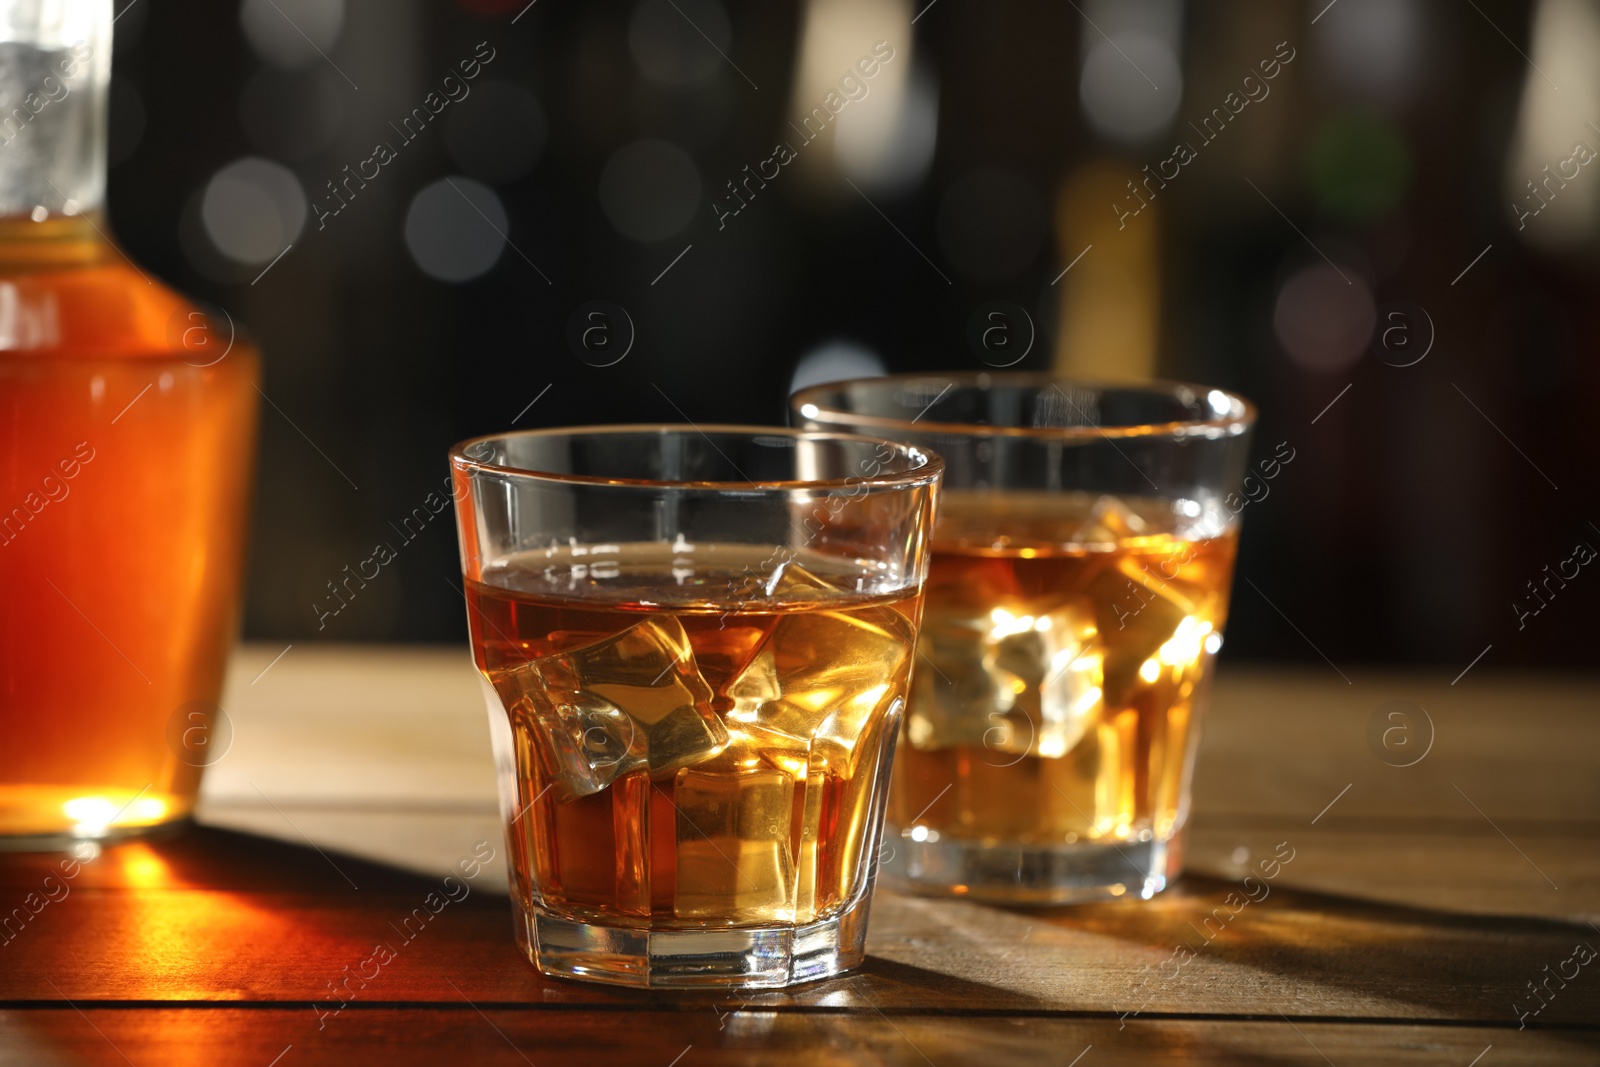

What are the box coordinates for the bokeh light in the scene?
[628,0,731,87]
[239,0,345,70]
[1315,0,1426,106]
[1305,111,1413,225]
[789,340,886,396]
[1079,33,1181,144]
[1272,263,1375,372]
[200,157,307,265]
[1504,0,1600,248]
[836,62,938,192]
[404,177,508,282]
[72,0,1597,678]
[598,139,702,242]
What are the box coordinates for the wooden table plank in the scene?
[13,810,1595,925]
[6,646,1595,1066]
[3,826,1596,1025]
[1,1009,1595,1067]
[1192,668,1600,823]
[211,647,1600,823]
[203,644,495,809]
[197,646,1600,894]
[206,646,1600,825]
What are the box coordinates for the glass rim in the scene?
[790,372,1257,441]
[448,423,945,492]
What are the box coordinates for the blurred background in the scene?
[106,0,1596,668]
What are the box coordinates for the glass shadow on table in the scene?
[0,824,1039,1009]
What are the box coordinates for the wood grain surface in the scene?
[2,644,1595,1065]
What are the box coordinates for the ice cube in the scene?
[724,609,912,748]
[761,558,843,598]
[908,599,1103,759]
[487,615,728,801]
[908,608,1016,749]
[725,640,783,720]
[1088,553,1213,703]
[1068,494,1148,546]
[674,765,796,922]
[703,608,911,923]
[800,695,902,921]
[989,605,1104,758]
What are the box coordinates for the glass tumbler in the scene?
[450,426,941,987]
[794,374,1255,903]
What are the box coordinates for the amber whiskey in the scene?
[467,545,921,928]
[892,490,1238,850]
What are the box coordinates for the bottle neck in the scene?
[0,0,112,225]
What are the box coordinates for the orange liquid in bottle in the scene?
[0,215,258,839]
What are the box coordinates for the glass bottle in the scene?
[0,0,259,844]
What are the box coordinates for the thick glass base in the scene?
[0,783,195,852]
[517,896,873,989]
[0,815,194,854]
[884,826,1179,904]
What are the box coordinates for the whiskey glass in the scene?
[794,374,1254,903]
[450,426,941,987]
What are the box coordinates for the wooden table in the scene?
[3,645,1597,1064]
